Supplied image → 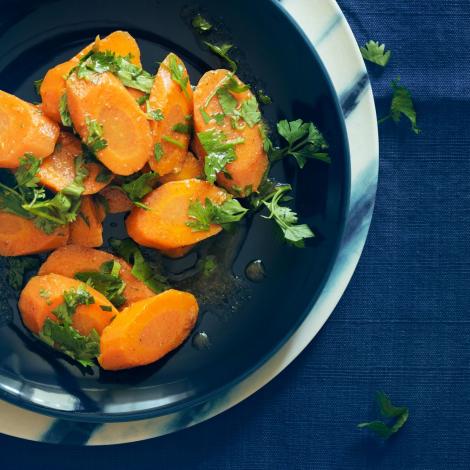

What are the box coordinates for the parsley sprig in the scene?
[120,171,159,209]
[358,392,409,439]
[167,53,190,99]
[85,118,107,153]
[59,93,72,127]
[204,42,237,72]
[192,14,213,33]
[360,40,391,67]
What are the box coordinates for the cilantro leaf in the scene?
[379,79,420,134]
[121,172,158,206]
[6,256,40,290]
[217,86,238,115]
[172,122,193,134]
[187,197,248,232]
[75,260,126,308]
[109,238,169,293]
[197,255,217,276]
[59,93,72,127]
[257,90,272,105]
[192,14,213,32]
[33,78,43,96]
[167,53,190,99]
[85,118,107,153]
[240,96,261,128]
[204,42,237,72]
[146,102,164,121]
[162,135,185,149]
[154,143,164,161]
[136,93,150,106]
[360,40,391,67]
[198,129,244,182]
[358,392,409,439]
[270,119,330,168]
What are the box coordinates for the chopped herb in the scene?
[270,119,330,168]
[100,305,112,312]
[59,93,72,127]
[154,143,164,161]
[39,285,99,367]
[358,392,409,439]
[187,197,248,232]
[204,42,237,72]
[162,135,185,149]
[167,53,190,99]
[110,238,169,293]
[136,93,150,106]
[256,183,314,247]
[257,90,272,105]
[360,40,391,67]
[39,288,52,305]
[85,118,107,153]
[198,255,217,276]
[200,107,211,124]
[240,96,261,128]
[172,122,193,134]
[146,102,164,121]
[192,14,213,32]
[198,129,244,182]
[6,256,40,290]
[75,260,126,308]
[121,172,159,206]
[379,79,420,134]
[33,78,43,96]
[213,113,225,125]
[217,86,238,115]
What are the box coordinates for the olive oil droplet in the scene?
[245,259,266,283]
[192,331,211,350]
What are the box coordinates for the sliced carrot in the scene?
[40,31,141,122]
[67,72,152,175]
[69,196,103,248]
[38,245,154,308]
[160,245,194,258]
[190,135,205,160]
[99,289,198,370]
[0,212,68,256]
[193,69,268,195]
[126,179,226,250]
[98,186,133,214]
[38,131,112,194]
[158,152,203,184]
[0,91,59,168]
[18,273,117,335]
[127,87,147,111]
[148,53,193,176]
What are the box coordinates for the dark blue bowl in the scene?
[0,0,349,422]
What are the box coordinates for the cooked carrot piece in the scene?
[40,31,141,122]
[193,69,268,195]
[160,245,194,258]
[127,87,148,111]
[18,273,117,335]
[38,245,155,308]
[98,186,133,213]
[69,196,103,248]
[158,152,203,184]
[99,289,198,370]
[126,179,226,250]
[190,135,205,160]
[0,212,68,256]
[38,131,112,194]
[0,91,59,168]
[66,72,152,175]
[148,53,193,176]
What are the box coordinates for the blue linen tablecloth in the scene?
[2,1,469,468]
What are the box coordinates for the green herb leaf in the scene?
[136,93,150,106]
[192,14,213,32]
[121,172,159,206]
[154,143,164,161]
[360,40,391,67]
[85,117,108,153]
[257,90,272,105]
[197,255,217,276]
[109,238,169,293]
[146,102,164,121]
[187,197,248,232]
[167,53,190,99]
[358,392,409,439]
[379,79,420,134]
[59,93,72,127]
[217,86,238,115]
[203,42,237,72]
[33,78,43,96]
[270,119,330,168]
[162,135,185,149]
[172,122,193,134]
[198,129,244,182]
[240,96,261,128]
[6,256,40,290]
[75,260,126,308]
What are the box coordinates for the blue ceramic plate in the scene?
[0,0,377,436]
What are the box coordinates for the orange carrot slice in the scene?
[38,245,155,308]
[0,91,59,168]
[18,273,117,336]
[66,72,152,175]
[148,53,193,176]
[160,245,195,258]
[98,186,133,213]
[38,131,112,194]
[0,212,69,256]
[40,31,141,123]
[126,179,227,250]
[193,69,268,195]
[69,196,103,248]
[99,289,198,370]
[158,152,203,184]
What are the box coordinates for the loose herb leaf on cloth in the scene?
[360,40,391,67]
